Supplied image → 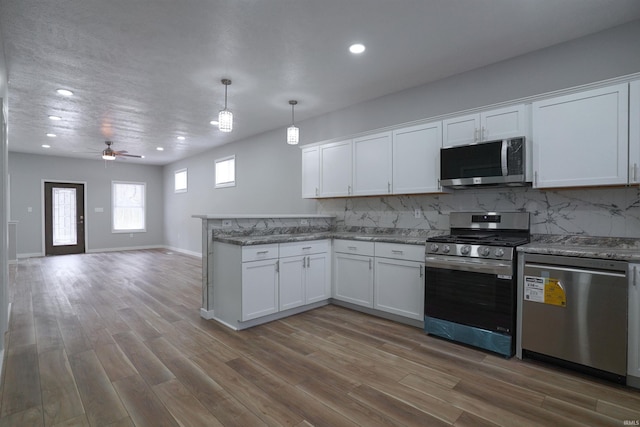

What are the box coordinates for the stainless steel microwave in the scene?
[440,137,526,188]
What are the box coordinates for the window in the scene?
[215,155,235,188]
[174,168,187,193]
[112,181,146,232]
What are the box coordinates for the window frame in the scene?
[215,155,236,188]
[174,168,188,193]
[111,180,147,233]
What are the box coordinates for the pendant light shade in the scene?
[218,79,233,132]
[287,100,299,145]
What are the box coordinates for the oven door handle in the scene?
[425,256,513,276]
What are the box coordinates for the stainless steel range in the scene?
[424,211,530,357]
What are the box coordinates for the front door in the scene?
[44,182,86,255]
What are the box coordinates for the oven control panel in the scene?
[427,243,514,261]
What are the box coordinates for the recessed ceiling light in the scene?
[56,89,74,96]
[210,120,219,126]
[156,147,164,151]
[177,136,186,141]
[41,144,51,148]
[349,43,366,54]
[48,115,62,121]
[46,133,56,137]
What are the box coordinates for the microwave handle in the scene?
[501,140,508,176]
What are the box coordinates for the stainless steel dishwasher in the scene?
[521,253,628,383]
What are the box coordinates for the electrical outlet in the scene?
[222,219,232,227]
[414,208,421,218]
[300,219,309,225]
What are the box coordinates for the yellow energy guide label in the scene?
[524,276,567,307]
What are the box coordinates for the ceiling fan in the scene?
[101,141,143,161]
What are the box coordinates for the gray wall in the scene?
[163,130,317,254]
[0,25,9,361]
[163,20,640,256]
[9,152,164,256]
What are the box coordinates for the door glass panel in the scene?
[52,187,77,246]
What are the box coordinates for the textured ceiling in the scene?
[1,0,640,165]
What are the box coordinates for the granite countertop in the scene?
[213,229,440,246]
[518,235,640,262]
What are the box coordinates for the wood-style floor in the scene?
[0,249,638,426]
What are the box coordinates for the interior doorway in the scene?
[44,182,86,255]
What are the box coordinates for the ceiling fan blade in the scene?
[118,153,143,158]
[114,150,128,154]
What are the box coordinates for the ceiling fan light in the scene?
[218,109,233,132]
[287,125,299,145]
[102,150,116,160]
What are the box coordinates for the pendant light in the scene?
[287,100,299,145]
[218,79,233,132]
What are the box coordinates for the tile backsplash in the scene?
[316,186,640,238]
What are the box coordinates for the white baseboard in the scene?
[86,245,164,254]
[200,308,215,320]
[17,252,44,259]
[163,246,202,258]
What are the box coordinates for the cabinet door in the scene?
[532,83,629,188]
[333,253,374,307]
[392,122,442,194]
[481,104,528,141]
[374,258,424,320]
[442,113,480,147]
[241,259,279,321]
[279,256,305,311]
[630,80,640,185]
[629,264,640,384]
[352,132,393,196]
[301,146,320,198]
[305,253,330,304]
[320,140,352,197]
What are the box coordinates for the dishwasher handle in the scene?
[525,263,627,279]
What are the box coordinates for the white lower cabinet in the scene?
[629,263,640,388]
[212,240,330,329]
[333,240,375,307]
[279,240,331,310]
[373,242,425,321]
[242,258,279,321]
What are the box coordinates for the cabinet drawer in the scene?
[374,242,425,262]
[241,244,279,262]
[279,239,330,258]
[333,239,374,256]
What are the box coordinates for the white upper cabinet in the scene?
[352,131,393,196]
[392,122,443,194]
[319,139,352,197]
[532,83,629,188]
[443,104,528,147]
[301,145,320,198]
[630,80,640,185]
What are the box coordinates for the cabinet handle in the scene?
[347,246,358,250]
[634,163,638,183]
[481,127,486,140]
[302,246,312,250]
[420,265,424,278]
[348,185,352,195]
[534,171,538,187]
[257,250,269,255]
[307,256,310,268]
[275,260,279,273]
[315,187,319,196]
[388,182,391,193]
[369,258,372,270]
[634,266,637,287]
[474,128,479,142]
[391,250,404,254]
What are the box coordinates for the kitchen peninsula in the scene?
[193,214,439,330]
